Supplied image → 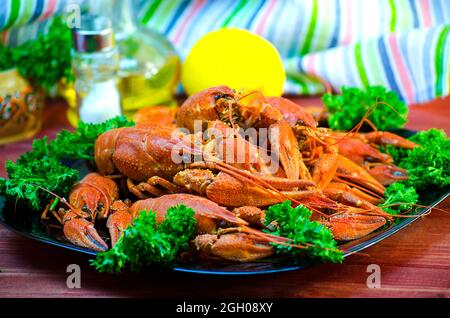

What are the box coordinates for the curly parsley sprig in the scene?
[383,129,450,193]
[264,201,344,263]
[380,182,419,215]
[0,156,79,211]
[12,17,73,91]
[0,116,134,211]
[91,205,197,273]
[323,86,408,131]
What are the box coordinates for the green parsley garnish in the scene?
[1,17,73,91]
[380,182,419,215]
[13,17,73,91]
[264,201,344,263]
[383,129,450,193]
[0,116,134,211]
[19,116,134,163]
[0,156,78,211]
[91,205,197,273]
[323,86,408,131]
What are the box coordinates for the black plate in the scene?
[0,129,449,275]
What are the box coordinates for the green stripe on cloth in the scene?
[287,73,309,95]
[355,42,370,87]
[300,0,318,55]
[435,25,450,97]
[315,0,333,51]
[147,0,179,30]
[17,1,34,26]
[285,58,309,94]
[141,0,163,24]
[388,0,397,32]
[287,71,325,95]
[4,0,21,30]
[364,39,387,85]
[397,0,412,29]
[222,0,248,27]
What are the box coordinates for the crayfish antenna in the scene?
[32,184,85,217]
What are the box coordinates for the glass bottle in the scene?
[71,15,122,125]
[112,0,180,116]
[0,68,42,145]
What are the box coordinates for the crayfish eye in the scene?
[393,170,407,177]
[214,93,233,102]
[97,203,104,212]
[296,119,305,126]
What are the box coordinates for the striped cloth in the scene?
[1,0,449,104]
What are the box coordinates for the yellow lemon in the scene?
[182,28,285,96]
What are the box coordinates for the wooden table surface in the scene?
[0,96,449,298]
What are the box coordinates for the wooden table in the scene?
[0,96,449,298]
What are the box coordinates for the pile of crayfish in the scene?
[43,86,418,262]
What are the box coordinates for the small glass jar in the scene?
[0,68,42,145]
[112,0,180,116]
[71,15,122,125]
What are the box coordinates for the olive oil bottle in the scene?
[65,0,180,126]
[113,0,180,117]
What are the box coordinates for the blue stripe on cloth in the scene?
[297,57,305,73]
[276,1,301,57]
[266,1,285,52]
[422,29,436,101]
[408,0,420,28]
[441,0,450,22]
[329,0,340,48]
[31,0,45,22]
[55,0,65,13]
[399,31,420,101]
[245,0,266,29]
[414,30,428,102]
[287,2,307,57]
[164,0,190,34]
[378,36,402,97]
[0,1,8,29]
[178,0,215,50]
[431,0,444,25]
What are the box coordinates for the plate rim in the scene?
[1,191,448,275]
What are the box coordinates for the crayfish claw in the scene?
[63,217,108,252]
[193,232,274,262]
[107,202,133,247]
[368,165,408,186]
[322,213,387,241]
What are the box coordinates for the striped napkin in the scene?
[1,0,449,104]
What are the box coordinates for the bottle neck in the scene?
[112,0,138,37]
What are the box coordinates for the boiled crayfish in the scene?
[50,85,418,262]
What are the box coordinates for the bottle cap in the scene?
[72,15,115,53]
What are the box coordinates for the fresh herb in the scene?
[0,157,78,211]
[323,86,408,131]
[403,129,450,192]
[11,17,73,91]
[379,144,410,164]
[264,201,343,263]
[47,116,135,161]
[380,182,419,215]
[19,116,134,162]
[0,44,14,71]
[0,116,134,210]
[91,205,197,273]
[383,129,450,193]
